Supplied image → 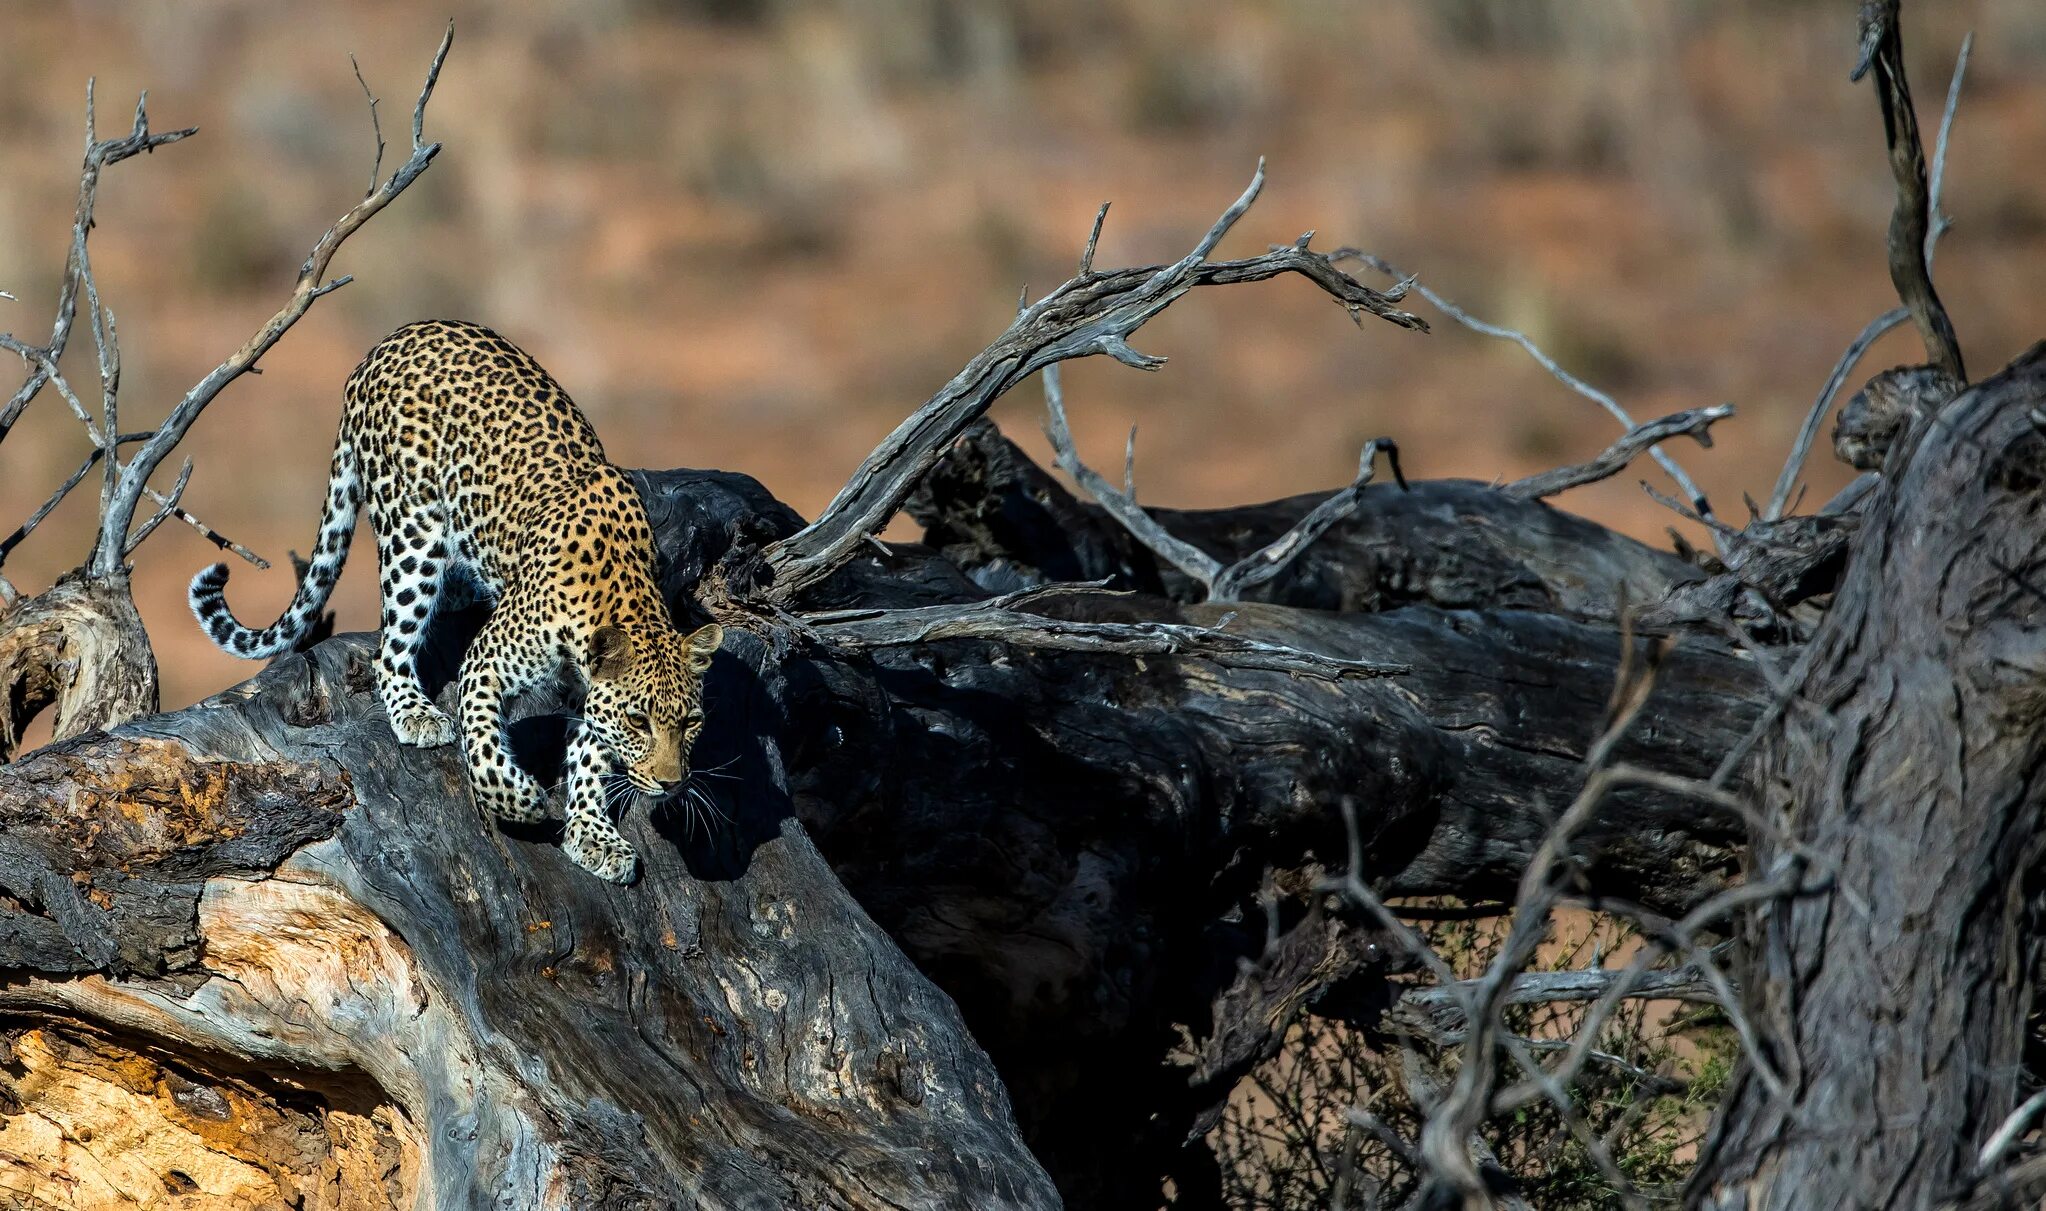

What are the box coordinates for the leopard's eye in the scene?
[624,710,650,732]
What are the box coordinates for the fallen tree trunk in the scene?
[0,457,1767,1207]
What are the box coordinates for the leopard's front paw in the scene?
[563,819,638,885]
[389,703,459,748]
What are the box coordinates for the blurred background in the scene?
[1,0,2041,711]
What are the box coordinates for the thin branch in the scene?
[1389,964,1720,1045]
[1043,360,1406,602]
[1497,872,1806,1115]
[92,23,454,575]
[1078,202,1109,275]
[3,345,267,571]
[1506,405,1733,501]
[1857,0,1965,381]
[1979,1087,2046,1172]
[0,432,153,569]
[1,449,106,568]
[122,459,192,555]
[0,82,193,444]
[1765,308,1910,519]
[93,305,120,518]
[1211,439,1404,600]
[349,53,386,197]
[1332,248,1719,537]
[757,160,1426,604]
[1927,31,1972,271]
[1767,32,1970,518]
[1040,363,1224,587]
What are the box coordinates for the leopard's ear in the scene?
[684,623,723,676]
[590,625,633,680]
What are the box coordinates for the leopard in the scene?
[189,318,721,884]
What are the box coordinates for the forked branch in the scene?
[1039,359,1407,602]
[758,162,1427,604]
[88,21,454,576]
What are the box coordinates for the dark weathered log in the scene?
[0,450,1769,1206]
[906,420,1703,616]
[1691,343,2046,1207]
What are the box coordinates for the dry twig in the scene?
[1765,30,1972,519]
[1506,405,1733,501]
[88,21,454,577]
[1330,248,1720,539]
[1040,360,1406,601]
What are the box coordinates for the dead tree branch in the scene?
[0,83,192,443]
[756,162,1426,604]
[1854,0,1966,383]
[1765,30,1971,518]
[1506,405,1733,501]
[1331,248,1720,534]
[1039,361,1408,602]
[90,21,453,577]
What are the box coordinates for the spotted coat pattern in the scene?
[190,319,720,883]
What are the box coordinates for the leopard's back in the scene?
[344,319,608,547]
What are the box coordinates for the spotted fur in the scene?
[190,319,721,883]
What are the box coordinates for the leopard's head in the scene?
[584,621,722,793]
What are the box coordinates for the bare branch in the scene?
[1044,361,1406,603]
[1978,1088,2046,1172]
[1767,33,1971,518]
[92,304,120,518]
[1507,405,1733,501]
[1333,248,1720,538]
[349,53,386,197]
[122,459,192,556]
[1927,31,1973,270]
[1078,202,1108,275]
[1857,0,1965,381]
[2,344,266,571]
[1040,363,1224,588]
[0,83,193,443]
[1389,964,1721,1046]
[92,24,454,575]
[0,432,153,570]
[1765,308,1909,518]
[757,162,1426,603]
[1211,439,1403,600]
[412,21,453,152]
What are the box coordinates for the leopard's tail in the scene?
[191,439,361,659]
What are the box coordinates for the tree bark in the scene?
[0,573,158,763]
[1691,343,2046,1207]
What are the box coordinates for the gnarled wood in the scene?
[1691,344,2046,1207]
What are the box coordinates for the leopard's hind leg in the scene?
[373,503,459,747]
